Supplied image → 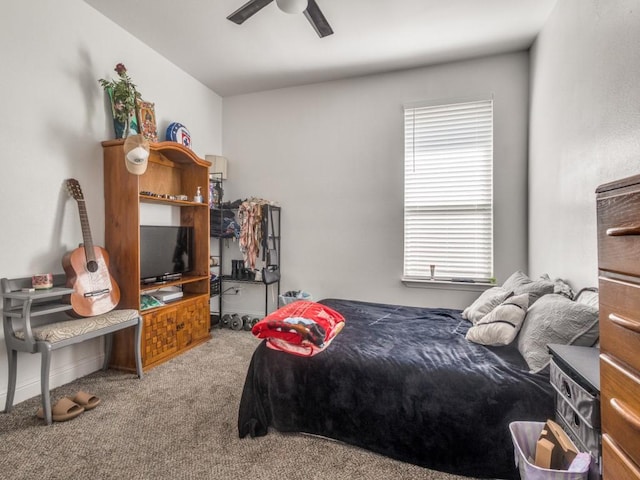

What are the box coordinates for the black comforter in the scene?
[238,298,554,479]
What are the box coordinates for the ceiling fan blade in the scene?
[227,0,274,25]
[303,0,333,37]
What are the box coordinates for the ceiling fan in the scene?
[227,0,334,38]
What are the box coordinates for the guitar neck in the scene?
[77,200,96,262]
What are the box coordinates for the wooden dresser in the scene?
[596,174,640,480]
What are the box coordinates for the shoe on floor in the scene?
[36,397,84,422]
[70,391,101,410]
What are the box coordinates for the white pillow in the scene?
[462,287,513,325]
[466,294,529,346]
[517,294,599,373]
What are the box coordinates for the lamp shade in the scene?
[275,0,308,14]
[206,155,228,180]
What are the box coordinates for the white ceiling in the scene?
[84,0,558,97]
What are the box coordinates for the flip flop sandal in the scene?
[70,391,101,410]
[36,397,84,422]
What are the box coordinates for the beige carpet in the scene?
[0,329,485,479]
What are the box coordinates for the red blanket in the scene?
[251,301,345,356]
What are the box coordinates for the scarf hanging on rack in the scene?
[238,198,271,270]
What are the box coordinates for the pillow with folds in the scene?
[502,270,530,291]
[465,293,530,346]
[462,287,513,325]
[574,287,599,309]
[251,300,345,357]
[502,271,554,303]
[517,294,599,373]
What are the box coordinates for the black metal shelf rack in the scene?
[210,202,281,319]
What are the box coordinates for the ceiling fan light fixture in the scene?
[228,0,332,38]
[275,0,308,14]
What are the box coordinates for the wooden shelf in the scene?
[103,140,212,372]
[140,275,210,293]
[139,194,209,207]
[102,140,210,168]
[138,291,208,315]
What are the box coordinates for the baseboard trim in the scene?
[0,354,104,408]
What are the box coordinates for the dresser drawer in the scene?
[600,355,640,469]
[602,434,640,480]
[550,359,600,427]
[599,278,640,374]
[556,412,604,480]
[597,189,640,277]
[556,413,601,480]
[555,395,600,458]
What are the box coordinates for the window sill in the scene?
[401,277,494,292]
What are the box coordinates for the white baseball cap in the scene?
[123,135,150,175]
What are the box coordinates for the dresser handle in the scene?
[607,225,640,236]
[610,398,640,431]
[562,380,572,398]
[609,313,640,333]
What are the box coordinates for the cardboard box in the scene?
[534,420,579,470]
[534,437,555,469]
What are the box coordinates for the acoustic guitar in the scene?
[62,178,120,317]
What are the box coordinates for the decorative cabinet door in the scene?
[176,296,209,351]
[143,307,178,367]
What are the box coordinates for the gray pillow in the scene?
[466,293,529,346]
[502,271,554,303]
[502,271,530,291]
[540,273,575,299]
[574,287,599,309]
[517,294,599,373]
[462,287,513,324]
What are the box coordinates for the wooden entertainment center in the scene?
[102,139,211,371]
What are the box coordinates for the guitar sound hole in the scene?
[87,261,99,273]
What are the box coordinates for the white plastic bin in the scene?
[278,290,312,306]
[509,421,589,480]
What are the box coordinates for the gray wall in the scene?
[222,52,530,310]
[529,0,640,289]
[0,0,223,407]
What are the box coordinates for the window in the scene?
[403,99,493,282]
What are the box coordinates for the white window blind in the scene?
[403,99,494,282]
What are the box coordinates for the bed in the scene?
[237,297,557,479]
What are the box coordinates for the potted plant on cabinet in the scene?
[99,63,141,138]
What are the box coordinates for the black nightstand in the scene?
[548,343,601,479]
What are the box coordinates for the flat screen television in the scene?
[140,225,193,283]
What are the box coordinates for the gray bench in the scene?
[1,276,143,424]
